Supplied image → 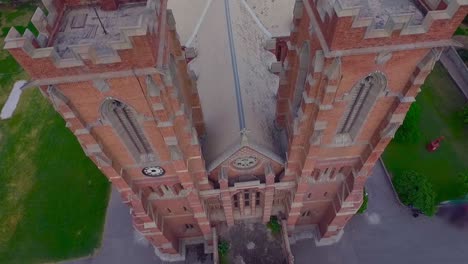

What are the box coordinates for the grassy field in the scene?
[383,63,468,203]
[0,4,110,263]
[454,24,468,36]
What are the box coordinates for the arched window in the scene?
[336,72,387,142]
[292,42,310,116]
[101,99,155,163]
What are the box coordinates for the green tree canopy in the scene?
[457,170,468,195]
[462,104,468,125]
[393,170,436,216]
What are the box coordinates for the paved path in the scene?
[440,47,468,98]
[0,80,26,120]
[291,161,468,264]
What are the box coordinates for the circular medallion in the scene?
[232,156,258,169]
[142,166,165,177]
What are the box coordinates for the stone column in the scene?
[251,189,256,215]
[286,176,308,229]
[262,163,275,223]
[219,168,234,226]
[239,191,245,216]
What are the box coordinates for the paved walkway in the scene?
[440,47,468,98]
[219,222,286,264]
[291,161,468,264]
[0,80,26,120]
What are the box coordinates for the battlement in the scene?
[4,0,162,68]
[313,0,467,38]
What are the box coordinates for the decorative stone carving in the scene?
[232,156,258,169]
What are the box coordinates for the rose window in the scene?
[232,156,258,169]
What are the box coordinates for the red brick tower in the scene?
[276,0,467,244]
[4,0,211,260]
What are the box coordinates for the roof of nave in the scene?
[168,0,292,170]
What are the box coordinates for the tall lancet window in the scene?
[101,99,155,163]
[335,72,387,143]
[292,42,310,116]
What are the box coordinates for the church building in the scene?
[4,0,467,261]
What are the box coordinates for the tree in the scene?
[393,170,436,216]
[457,170,468,195]
[357,189,368,214]
[462,104,468,125]
[394,103,421,143]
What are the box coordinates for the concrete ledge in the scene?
[379,158,405,207]
[314,229,344,247]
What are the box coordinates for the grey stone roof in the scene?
[169,0,290,170]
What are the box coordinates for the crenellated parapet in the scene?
[4,0,163,69]
[314,0,468,38]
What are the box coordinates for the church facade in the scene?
[4,0,467,261]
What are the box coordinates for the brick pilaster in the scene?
[262,164,276,223]
[251,189,256,214]
[131,196,179,254]
[219,168,234,226]
[286,176,308,228]
[239,190,245,216]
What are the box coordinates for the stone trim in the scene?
[5,0,163,67]
[93,79,110,93]
[21,68,163,90]
[326,0,468,38]
[301,0,462,59]
[375,51,392,65]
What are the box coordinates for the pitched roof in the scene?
[168,0,293,170]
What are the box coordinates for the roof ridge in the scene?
[184,0,214,47]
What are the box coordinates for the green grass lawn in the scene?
[454,23,468,36]
[383,63,468,203]
[0,4,110,263]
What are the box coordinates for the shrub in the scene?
[393,170,436,216]
[218,240,230,257]
[454,27,467,36]
[462,104,468,125]
[394,103,421,143]
[457,170,468,195]
[357,189,368,214]
[266,216,282,235]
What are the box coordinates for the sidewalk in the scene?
[439,47,468,98]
